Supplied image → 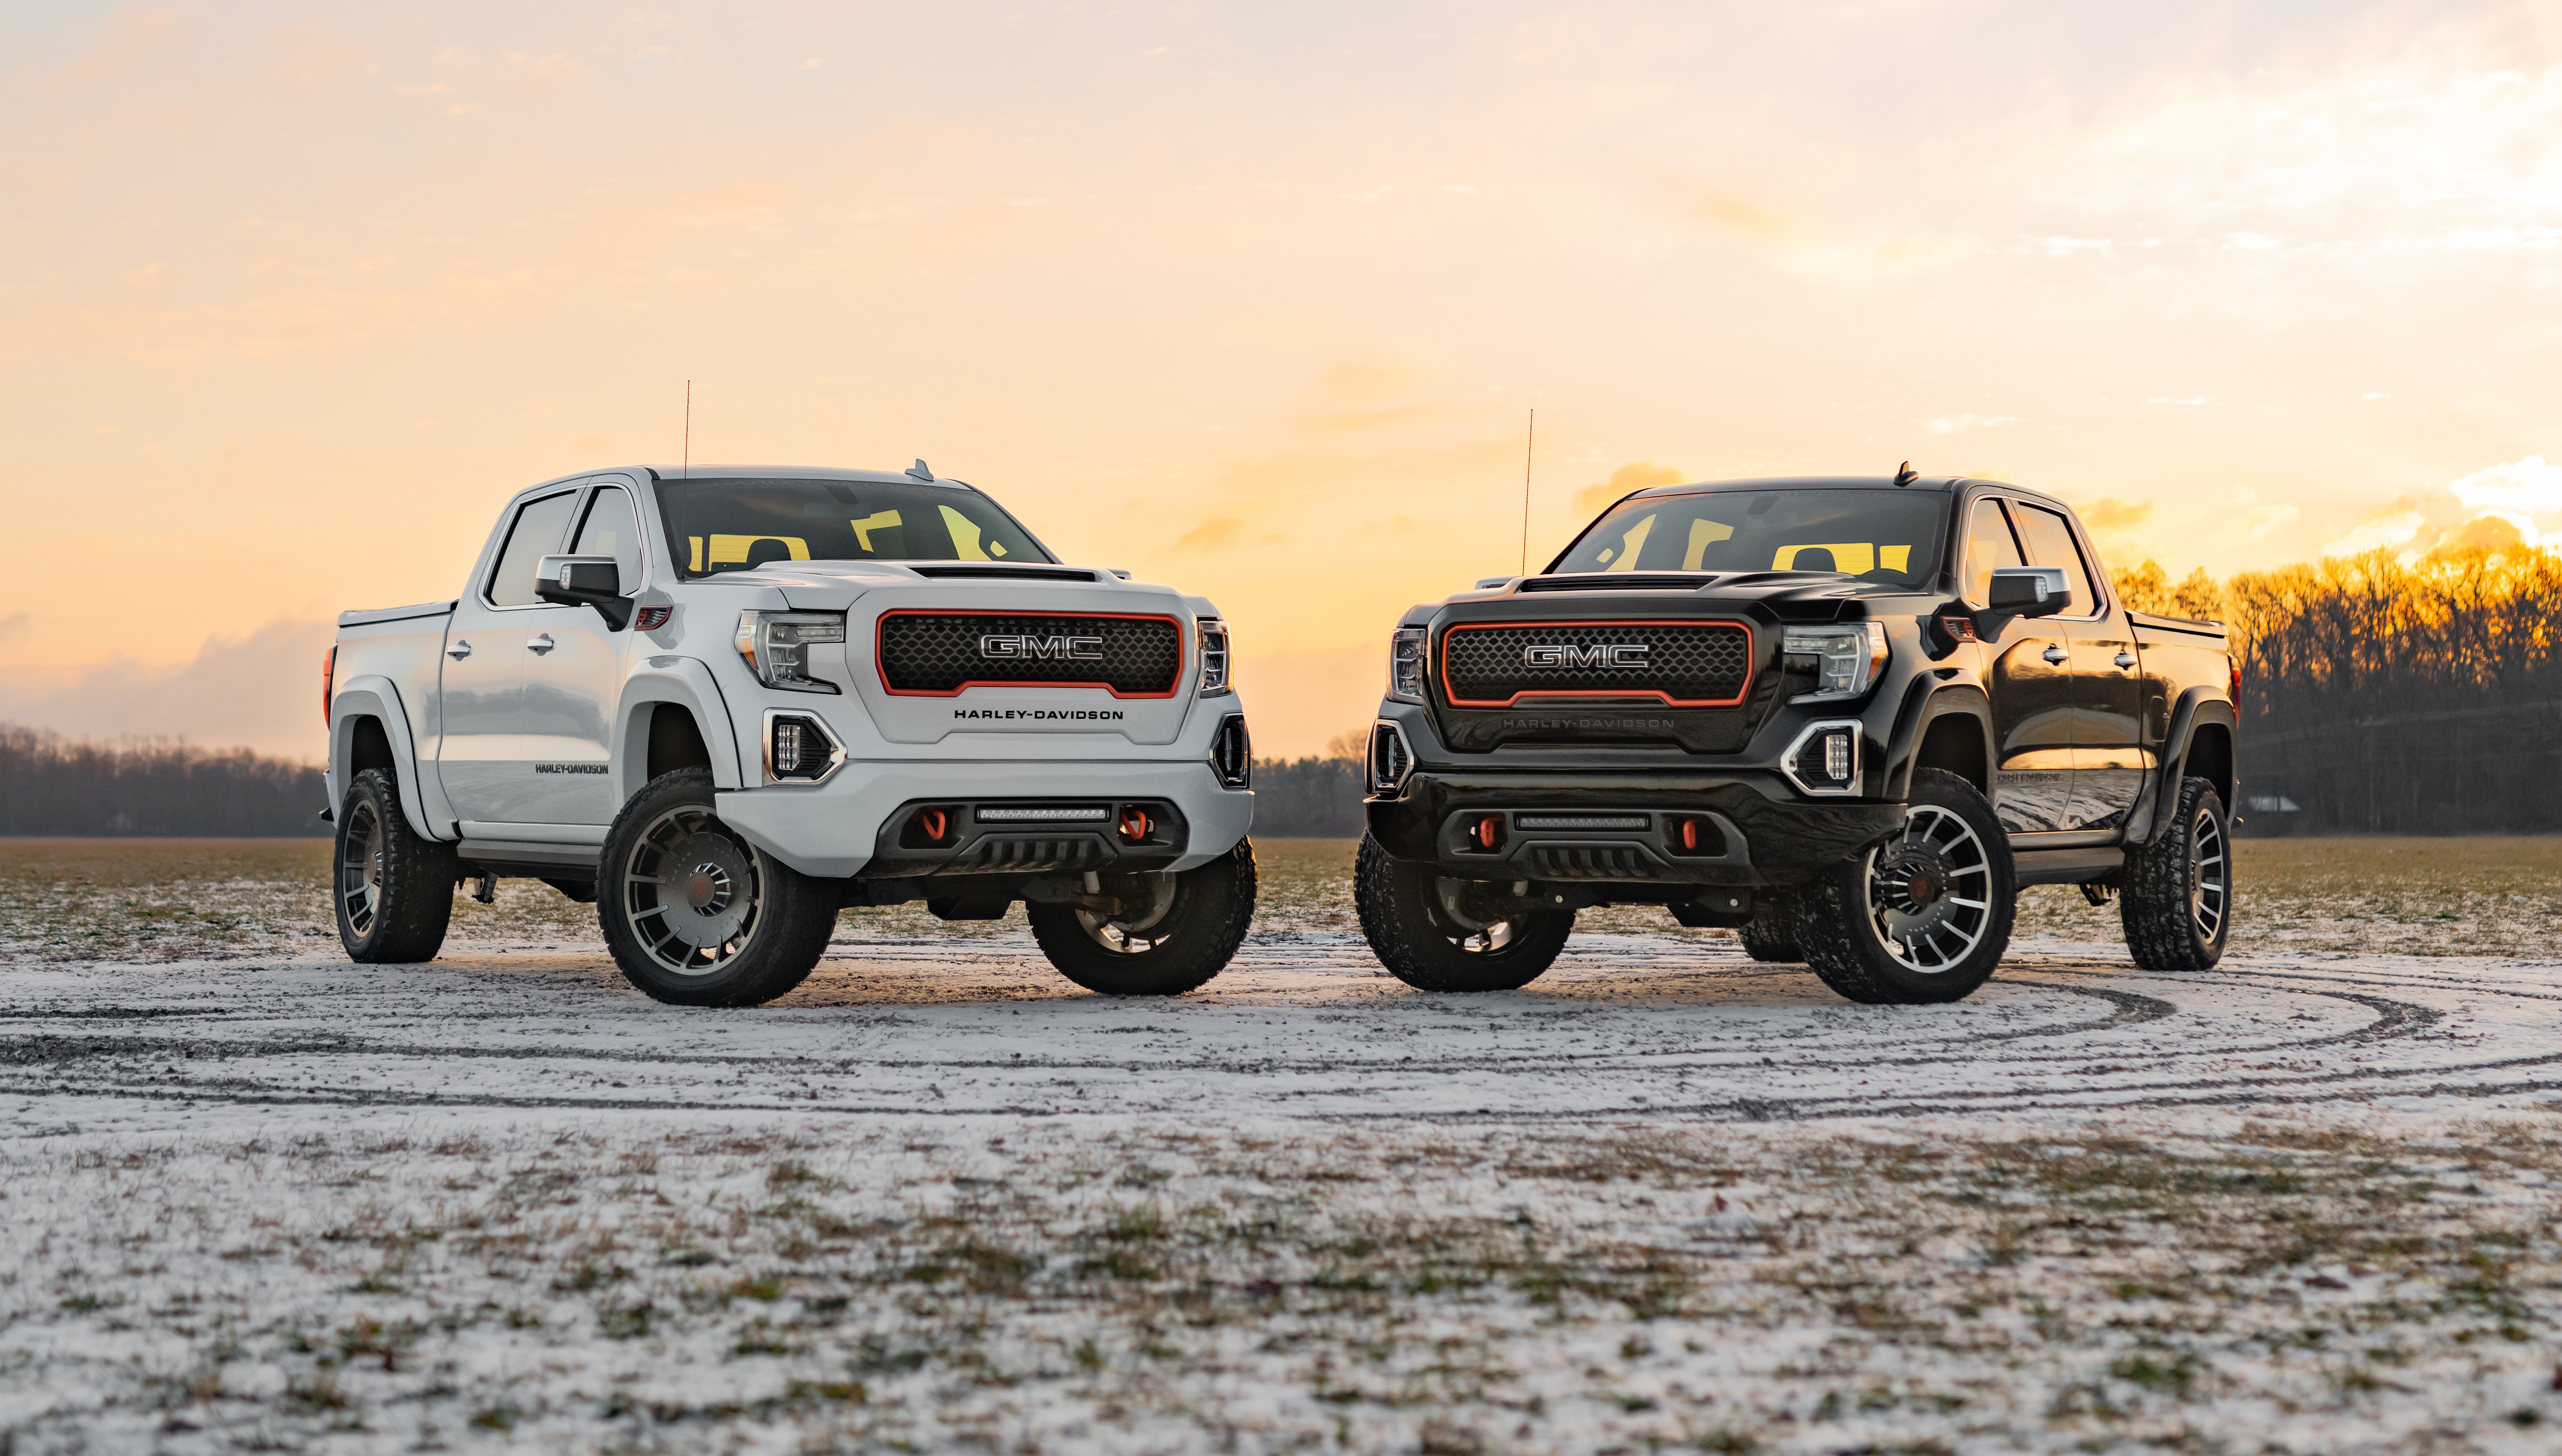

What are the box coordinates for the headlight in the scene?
[1783,621,1888,702]
[1197,619,1232,697]
[1387,627,1428,703]
[734,611,845,693]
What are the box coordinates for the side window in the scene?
[2012,503,2097,615]
[572,487,643,592]
[486,492,579,607]
[1962,498,2025,605]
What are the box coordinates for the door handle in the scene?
[2114,652,2138,669]
[447,641,472,660]
[527,633,555,654]
[2042,645,2069,665]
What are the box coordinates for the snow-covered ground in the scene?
[4,927,2560,1452]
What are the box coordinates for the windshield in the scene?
[652,478,1055,578]
[1551,488,1948,586]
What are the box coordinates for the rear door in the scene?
[436,489,579,823]
[2009,501,2150,831]
[1965,496,2075,833]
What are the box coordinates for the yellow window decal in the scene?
[688,536,703,573]
[706,534,812,567]
[1774,542,1875,574]
[1882,544,1910,572]
[1601,513,1656,572]
[848,510,902,553]
[1682,518,1735,571]
[939,505,990,561]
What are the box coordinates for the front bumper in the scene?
[717,760,1253,879]
[1367,771,1902,887]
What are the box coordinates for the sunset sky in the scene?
[4,1,2557,759]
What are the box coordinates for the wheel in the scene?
[2121,776,2231,971]
[1028,839,1257,995]
[1353,833,1573,992]
[334,767,456,963]
[1737,888,1802,962]
[1795,768,2015,1004]
[597,768,840,1006]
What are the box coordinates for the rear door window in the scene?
[2010,503,2098,615]
[486,491,579,607]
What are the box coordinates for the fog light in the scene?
[773,722,803,774]
[1825,731,1852,783]
[763,712,841,783]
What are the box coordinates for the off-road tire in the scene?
[2121,775,2231,971]
[598,768,840,1006]
[334,767,456,963]
[1028,839,1257,995]
[1737,889,1802,962]
[1796,768,2015,1005]
[1354,833,1574,992]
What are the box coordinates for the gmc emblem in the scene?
[980,633,1106,661]
[1523,642,1649,669]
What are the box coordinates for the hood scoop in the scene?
[1518,572,1720,593]
[908,565,1103,583]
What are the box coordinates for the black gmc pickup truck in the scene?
[1357,472,2237,1004]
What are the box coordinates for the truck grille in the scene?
[1440,620,1752,708]
[877,612,1185,697]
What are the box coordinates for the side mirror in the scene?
[1986,566,2069,617]
[535,555,633,630]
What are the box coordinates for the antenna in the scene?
[1893,459,1917,487]
[1520,408,1534,574]
[682,381,692,479]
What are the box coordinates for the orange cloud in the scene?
[1571,462,1686,521]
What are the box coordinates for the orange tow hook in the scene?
[1118,807,1152,843]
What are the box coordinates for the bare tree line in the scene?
[2116,546,2562,833]
[0,726,331,837]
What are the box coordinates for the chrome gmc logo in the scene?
[1524,642,1649,669]
[979,633,1105,661]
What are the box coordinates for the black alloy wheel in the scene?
[598,768,840,1006]
[1796,768,2016,1004]
[334,766,455,963]
[1353,833,1574,993]
[2120,775,2232,971]
[1026,839,1257,995]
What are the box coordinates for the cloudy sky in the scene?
[3,0,2557,758]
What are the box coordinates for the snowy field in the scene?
[2,839,2559,1453]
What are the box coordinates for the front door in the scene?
[515,484,646,826]
[2009,501,2146,831]
[436,488,579,825]
[1963,497,2074,833]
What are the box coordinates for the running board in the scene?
[2013,846,2123,886]
[457,840,602,881]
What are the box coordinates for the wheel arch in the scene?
[328,677,448,841]
[2141,688,2237,843]
[612,660,745,806]
[1884,683,1995,802]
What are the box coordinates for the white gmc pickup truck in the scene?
[322,463,1257,1006]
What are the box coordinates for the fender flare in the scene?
[328,677,451,841]
[611,657,746,804]
[2134,688,2238,844]
[1882,680,1995,801]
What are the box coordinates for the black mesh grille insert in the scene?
[879,613,1184,695]
[1526,845,1661,880]
[1441,621,1751,706]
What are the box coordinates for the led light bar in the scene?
[1514,814,1650,830]
[973,806,1111,823]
